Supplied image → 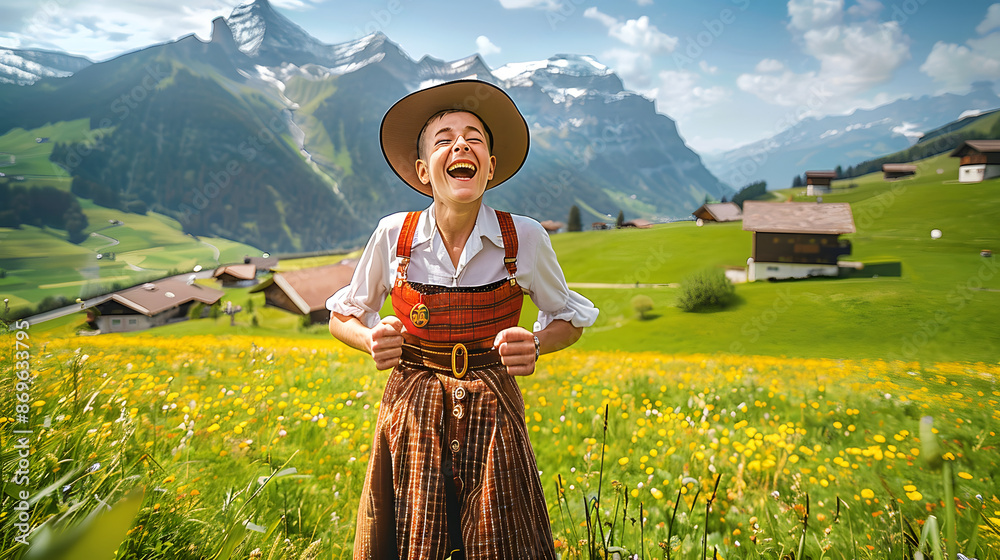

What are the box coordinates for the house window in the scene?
[112,319,121,326]
[767,266,779,271]
[128,318,137,325]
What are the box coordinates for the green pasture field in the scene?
[551,153,1000,363]
[0,197,261,315]
[0,119,100,178]
[0,334,996,559]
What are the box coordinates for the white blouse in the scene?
[326,202,599,331]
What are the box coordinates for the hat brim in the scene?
[380,80,529,197]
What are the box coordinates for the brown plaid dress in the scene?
[352,210,556,560]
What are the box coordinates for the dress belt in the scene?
[400,339,502,378]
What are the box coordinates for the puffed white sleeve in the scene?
[521,219,599,330]
[325,219,394,329]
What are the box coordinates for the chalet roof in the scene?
[950,140,1000,158]
[805,170,837,178]
[882,163,917,173]
[693,202,742,222]
[213,263,257,281]
[250,262,356,314]
[95,278,224,316]
[624,218,652,228]
[540,220,565,232]
[742,201,855,235]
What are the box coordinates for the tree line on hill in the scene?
[793,113,1000,185]
[0,180,88,242]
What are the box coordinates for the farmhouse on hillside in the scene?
[88,278,224,333]
[213,263,258,287]
[742,201,855,281]
[693,202,742,224]
[950,140,1000,183]
[805,171,837,196]
[882,163,917,181]
[251,261,356,323]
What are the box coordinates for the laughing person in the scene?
[327,80,598,559]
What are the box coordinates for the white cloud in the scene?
[921,4,1000,89]
[699,60,717,74]
[921,34,1000,89]
[584,7,677,53]
[636,0,654,5]
[975,3,1000,35]
[787,0,843,31]
[475,35,501,56]
[649,69,730,118]
[738,1,908,112]
[755,58,785,72]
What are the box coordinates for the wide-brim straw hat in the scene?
[380,79,529,197]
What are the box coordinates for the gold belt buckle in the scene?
[450,343,468,379]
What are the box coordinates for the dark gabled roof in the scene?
[693,202,742,222]
[805,170,837,178]
[950,140,1000,158]
[250,262,356,314]
[95,278,224,316]
[742,201,855,235]
[882,163,917,173]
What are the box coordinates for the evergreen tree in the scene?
[792,175,803,187]
[567,205,582,232]
[615,210,625,228]
[835,165,844,178]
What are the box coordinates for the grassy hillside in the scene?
[554,152,1000,363]
[0,196,261,316]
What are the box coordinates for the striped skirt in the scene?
[352,363,556,559]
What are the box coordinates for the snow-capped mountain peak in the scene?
[0,48,92,85]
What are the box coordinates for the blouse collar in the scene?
[417,201,506,249]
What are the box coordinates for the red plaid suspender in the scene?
[496,210,518,278]
[395,211,422,283]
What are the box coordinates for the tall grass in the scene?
[1,333,998,559]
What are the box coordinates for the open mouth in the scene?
[447,161,477,179]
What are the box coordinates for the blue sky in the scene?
[1,0,999,153]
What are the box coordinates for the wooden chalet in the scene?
[742,201,855,281]
[693,202,742,224]
[805,171,836,196]
[250,261,356,323]
[882,163,917,180]
[213,263,258,287]
[950,140,1000,183]
[89,278,224,333]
